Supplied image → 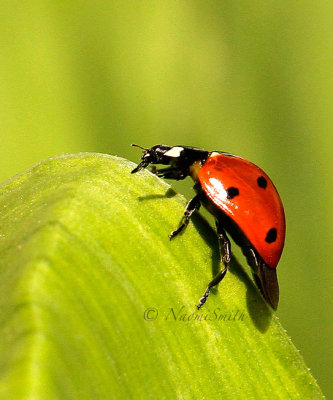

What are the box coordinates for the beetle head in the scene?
[131,144,175,173]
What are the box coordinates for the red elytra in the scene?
[198,153,285,268]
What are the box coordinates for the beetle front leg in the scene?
[151,166,187,180]
[169,194,201,240]
[197,220,231,309]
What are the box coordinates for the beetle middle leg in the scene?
[197,220,231,309]
[169,194,201,240]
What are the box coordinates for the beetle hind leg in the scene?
[254,259,279,310]
[197,220,231,309]
[243,247,279,310]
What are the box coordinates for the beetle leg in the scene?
[216,220,231,267]
[197,220,231,309]
[244,247,279,310]
[169,194,201,240]
[151,166,187,180]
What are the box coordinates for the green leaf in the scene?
[0,153,325,399]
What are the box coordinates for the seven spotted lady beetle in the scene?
[131,144,285,310]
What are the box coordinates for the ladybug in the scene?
[131,144,285,310]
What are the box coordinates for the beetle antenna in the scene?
[131,144,148,151]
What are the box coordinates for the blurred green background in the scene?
[1,1,332,397]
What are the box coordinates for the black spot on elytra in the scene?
[226,187,239,199]
[257,176,267,189]
[265,228,277,243]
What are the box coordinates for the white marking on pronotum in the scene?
[164,146,184,157]
[210,152,220,157]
